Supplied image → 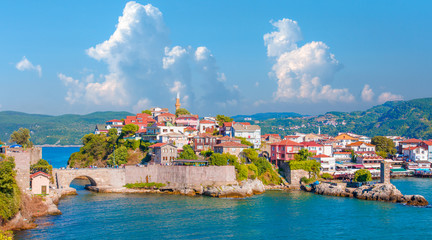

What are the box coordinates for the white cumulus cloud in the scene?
[61,1,236,114]
[16,56,42,77]
[361,84,374,102]
[378,92,403,104]
[264,18,354,103]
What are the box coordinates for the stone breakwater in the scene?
[87,179,267,198]
[303,182,429,206]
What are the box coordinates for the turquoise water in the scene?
[42,147,80,168]
[15,148,432,239]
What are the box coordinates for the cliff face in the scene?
[306,182,429,206]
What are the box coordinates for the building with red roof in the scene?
[30,171,50,195]
[311,154,336,173]
[213,141,249,158]
[270,139,303,165]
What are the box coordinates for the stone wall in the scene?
[125,165,237,187]
[53,168,126,189]
[54,165,237,189]
[279,162,309,189]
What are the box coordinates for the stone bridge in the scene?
[53,168,126,190]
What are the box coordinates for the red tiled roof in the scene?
[30,171,50,179]
[333,152,351,155]
[200,120,215,124]
[271,139,303,146]
[239,122,251,125]
[401,138,422,144]
[284,135,300,139]
[313,154,331,158]
[346,141,375,147]
[185,127,197,132]
[149,143,167,148]
[223,122,233,127]
[422,140,432,146]
[214,141,249,148]
[158,113,175,117]
[300,141,322,147]
[107,119,123,123]
[262,134,281,139]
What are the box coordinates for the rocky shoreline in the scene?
[86,179,271,198]
[302,182,429,206]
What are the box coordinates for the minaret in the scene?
[318,126,321,135]
[175,92,181,110]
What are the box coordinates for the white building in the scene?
[312,154,336,173]
[30,171,50,195]
[198,120,217,133]
[403,146,428,162]
[346,141,376,152]
[231,123,261,149]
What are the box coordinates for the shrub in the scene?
[124,182,166,189]
[289,160,320,177]
[0,230,13,240]
[300,177,316,184]
[237,164,248,181]
[200,149,214,158]
[353,169,372,182]
[108,146,129,166]
[321,173,333,180]
[0,156,21,221]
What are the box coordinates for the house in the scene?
[213,141,249,158]
[403,146,428,162]
[158,132,188,150]
[261,134,281,143]
[106,119,123,126]
[356,155,384,169]
[312,154,336,173]
[333,152,352,162]
[0,145,8,154]
[284,135,303,143]
[184,127,198,138]
[176,115,199,128]
[216,136,241,144]
[193,133,218,152]
[144,122,186,142]
[399,139,422,154]
[150,107,169,118]
[300,141,324,155]
[94,124,109,134]
[199,120,217,134]
[219,122,234,137]
[30,171,50,195]
[303,133,323,142]
[334,133,358,147]
[231,123,261,149]
[155,113,176,124]
[420,141,432,162]
[270,139,303,166]
[149,143,177,165]
[346,141,376,153]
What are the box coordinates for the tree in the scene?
[353,169,372,182]
[9,128,33,148]
[209,153,228,166]
[371,136,396,157]
[108,146,129,166]
[121,124,139,138]
[200,149,214,158]
[142,109,152,115]
[108,128,118,138]
[216,115,233,126]
[294,149,314,161]
[236,137,254,147]
[30,159,52,175]
[175,108,190,117]
[0,155,21,221]
[178,145,198,160]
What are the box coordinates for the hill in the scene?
[258,98,432,139]
[0,111,132,145]
[232,112,303,121]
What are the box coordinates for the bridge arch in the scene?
[69,175,98,188]
[53,168,126,190]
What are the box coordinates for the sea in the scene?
[15,147,432,239]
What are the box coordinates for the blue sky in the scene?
[1,1,431,116]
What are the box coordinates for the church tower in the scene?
[175,92,181,110]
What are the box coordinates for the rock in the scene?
[309,182,429,207]
[203,179,265,198]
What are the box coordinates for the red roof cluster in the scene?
[30,171,50,179]
[271,139,303,146]
[149,143,167,148]
[214,141,249,148]
[300,141,322,147]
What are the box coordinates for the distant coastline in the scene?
[35,145,83,148]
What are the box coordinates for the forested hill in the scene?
[0,111,131,145]
[257,98,432,139]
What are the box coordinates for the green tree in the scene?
[108,128,118,137]
[121,124,139,138]
[353,169,372,182]
[289,160,321,178]
[108,146,129,166]
[142,109,152,115]
[175,108,190,117]
[9,128,33,148]
[209,153,228,166]
[236,137,254,147]
[371,136,396,157]
[178,145,198,160]
[30,159,53,175]
[294,149,314,161]
[200,149,214,158]
[0,155,21,221]
[216,115,233,126]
